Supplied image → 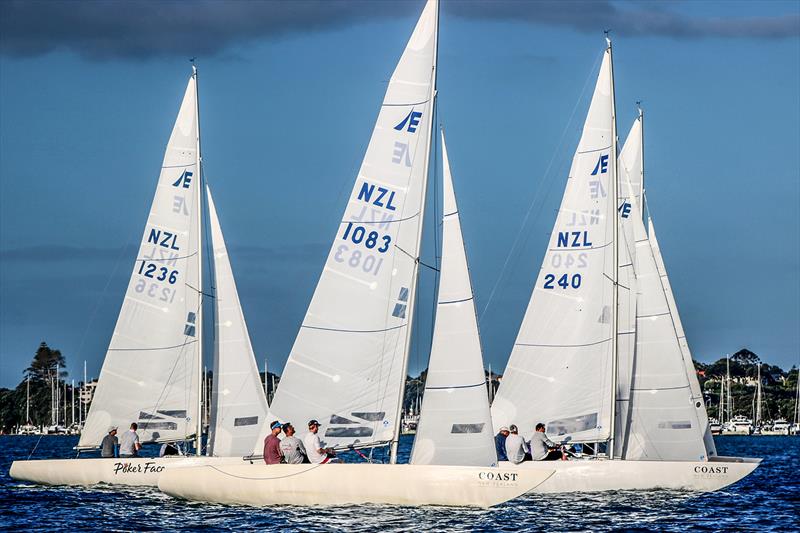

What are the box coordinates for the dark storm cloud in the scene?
[0,0,797,60]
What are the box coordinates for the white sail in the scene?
[261,0,438,452]
[410,131,496,467]
[492,46,618,444]
[648,217,717,457]
[206,186,269,457]
[619,117,644,215]
[618,173,707,460]
[80,73,202,448]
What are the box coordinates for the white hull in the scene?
[722,429,752,436]
[9,456,247,487]
[502,456,760,493]
[158,462,553,508]
[759,429,790,436]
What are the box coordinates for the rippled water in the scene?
[1,435,798,532]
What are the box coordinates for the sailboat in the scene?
[10,67,268,487]
[490,39,759,492]
[158,0,552,507]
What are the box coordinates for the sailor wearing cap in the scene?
[303,419,338,464]
[101,426,118,458]
[263,420,284,465]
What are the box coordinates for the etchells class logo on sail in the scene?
[394,110,422,133]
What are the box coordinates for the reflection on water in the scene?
[1,435,798,531]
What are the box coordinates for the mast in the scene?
[55,362,59,427]
[389,0,439,464]
[726,355,732,419]
[606,35,620,459]
[26,375,30,424]
[264,357,269,403]
[637,104,645,220]
[719,376,725,425]
[193,63,204,456]
[71,380,75,427]
[756,363,762,427]
[82,360,87,427]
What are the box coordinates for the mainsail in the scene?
[80,73,202,448]
[410,131,496,467]
[261,0,438,454]
[206,186,269,457]
[491,44,618,444]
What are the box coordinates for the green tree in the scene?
[25,342,66,383]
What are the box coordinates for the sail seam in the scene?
[577,144,612,155]
[300,323,407,334]
[516,337,611,348]
[549,240,612,252]
[382,98,431,107]
[637,312,671,319]
[426,382,485,390]
[631,385,690,392]
[161,163,196,169]
[108,340,197,352]
[437,296,473,305]
[342,212,419,225]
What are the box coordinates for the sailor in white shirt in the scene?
[530,423,564,461]
[504,424,529,464]
[302,419,339,464]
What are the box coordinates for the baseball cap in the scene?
[499,426,509,432]
[108,426,118,433]
[509,424,518,432]
[308,419,320,427]
[270,420,282,430]
[281,422,293,432]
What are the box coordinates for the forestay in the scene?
[206,186,269,457]
[261,0,438,452]
[80,74,202,448]
[410,132,496,467]
[617,122,707,460]
[492,47,617,444]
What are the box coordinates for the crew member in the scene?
[303,419,338,464]
[495,426,510,462]
[530,423,564,461]
[101,427,118,458]
[279,422,308,464]
[263,420,284,465]
[119,423,141,458]
[504,424,529,464]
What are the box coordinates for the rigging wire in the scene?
[478,50,606,324]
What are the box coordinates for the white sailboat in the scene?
[158,0,552,507]
[490,39,759,492]
[10,68,268,487]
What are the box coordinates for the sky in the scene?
[0,0,798,388]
